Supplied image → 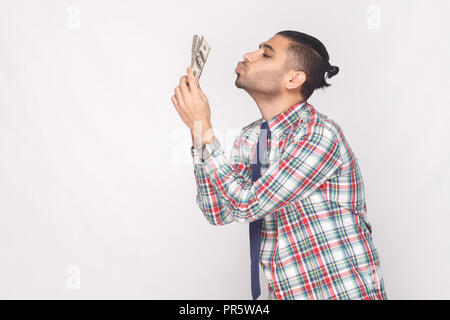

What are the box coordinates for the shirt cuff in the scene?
[191,145,203,166]
[202,140,227,177]
[190,139,227,176]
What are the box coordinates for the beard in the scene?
[235,68,285,96]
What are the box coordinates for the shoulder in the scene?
[238,118,262,140]
[292,109,340,144]
[229,118,261,151]
[242,118,262,132]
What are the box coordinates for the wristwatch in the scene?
[201,138,221,162]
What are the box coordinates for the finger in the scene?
[179,75,190,101]
[186,66,199,93]
[174,86,185,108]
[171,95,181,114]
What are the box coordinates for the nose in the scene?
[243,48,262,63]
[243,52,251,62]
[243,51,257,63]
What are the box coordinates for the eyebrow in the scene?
[259,42,276,54]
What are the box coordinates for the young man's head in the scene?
[235,30,339,101]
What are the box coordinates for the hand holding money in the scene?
[171,65,212,132]
[171,35,213,143]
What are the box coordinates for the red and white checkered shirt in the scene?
[191,101,387,300]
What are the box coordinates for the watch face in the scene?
[202,148,210,161]
[200,139,220,161]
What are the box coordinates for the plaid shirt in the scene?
[190,101,387,300]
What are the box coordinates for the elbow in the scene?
[202,210,234,226]
[196,194,234,226]
[206,217,231,226]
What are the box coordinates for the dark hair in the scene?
[276,30,339,99]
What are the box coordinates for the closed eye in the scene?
[263,53,270,58]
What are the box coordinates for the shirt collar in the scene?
[258,101,309,139]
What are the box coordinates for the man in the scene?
[171,30,387,300]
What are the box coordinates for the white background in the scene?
[1,0,449,299]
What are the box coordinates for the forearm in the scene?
[191,130,253,225]
[193,165,235,225]
[191,142,234,225]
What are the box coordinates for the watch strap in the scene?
[202,138,221,161]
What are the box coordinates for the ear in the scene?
[286,71,306,90]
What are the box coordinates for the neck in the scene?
[249,93,305,121]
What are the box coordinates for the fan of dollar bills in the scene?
[191,35,210,84]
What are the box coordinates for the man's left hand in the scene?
[171,67,211,131]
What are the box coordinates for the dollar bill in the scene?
[191,35,210,84]
[191,35,200,67]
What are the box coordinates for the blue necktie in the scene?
[249,120,270,300]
